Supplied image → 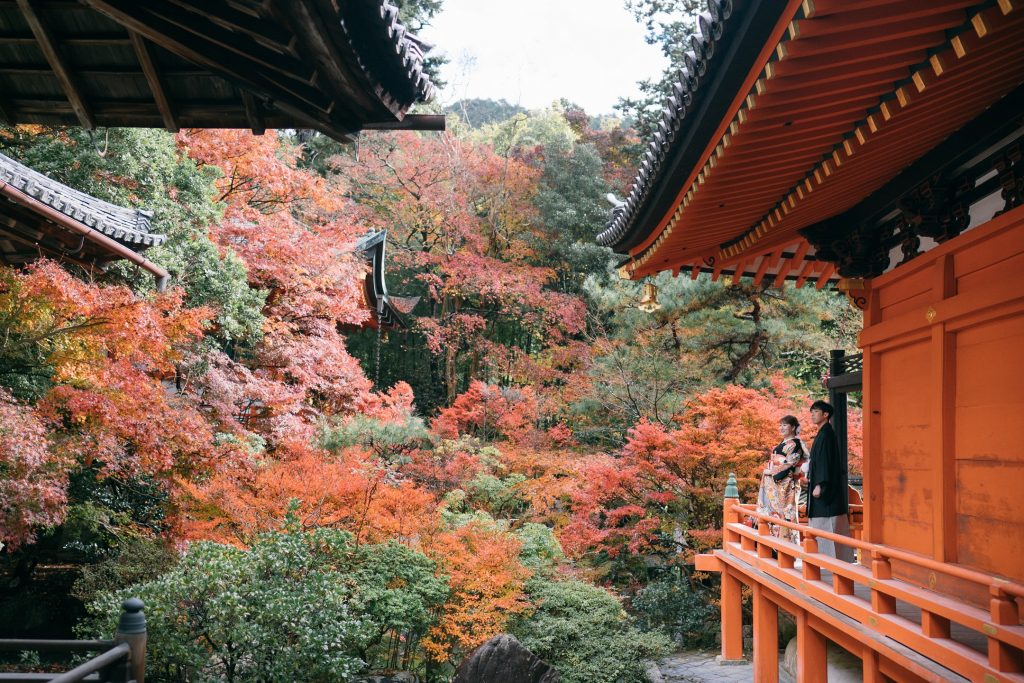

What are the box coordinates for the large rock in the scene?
[453,634,559,683]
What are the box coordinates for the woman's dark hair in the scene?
[810,400,834,418]
[780,415,800,432]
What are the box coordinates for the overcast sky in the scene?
[419,0,669,116]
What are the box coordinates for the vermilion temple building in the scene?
[603,0,1024,681]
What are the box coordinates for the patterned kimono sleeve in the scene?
[782,439,804,466]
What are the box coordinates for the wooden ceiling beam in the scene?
[791,2,977,39]
[780,14,961,60]
[82,0,332,114]
[816,263,836,289]
[794,259,816,288]
[0,33,133,46]
[129,31,177,131]
[753,251,775,286]
[164,0,297,56]
[851,81,1024,227]
[768,34,940,80]
[0,225,101,270]
[290,0,380,123]
[129,1,311,84]
[17,0,95,129]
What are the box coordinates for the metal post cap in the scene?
[724,472,739,499]
[117,598,146,635]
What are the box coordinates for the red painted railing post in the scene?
[720,473,745,663]
[988,586,1023,673]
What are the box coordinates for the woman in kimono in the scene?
[757,414,806,544]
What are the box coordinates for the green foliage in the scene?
[615,0,702,141]
[574,267,860,445]
[532,141,615,291]
[631,569,719,648]
[514,523,564,575]
[71,536,178,606]
[83,527,448,683]
[0,127,265,345]
[464,473,528,519]
[320,415,430,461]
[509,577,670,683]
[484,108,578,157]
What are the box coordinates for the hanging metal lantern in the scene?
[637,282,661,312]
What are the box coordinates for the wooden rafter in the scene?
[0,34,132,47]
[17,0,95,128]
[82,1,327,110]
[129,31,177,131]
[241,91,266,136]
[816,262,835,289]
[753,251,774,285]
[773,258,790,288]
[163,0,297,56]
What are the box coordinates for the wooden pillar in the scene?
[862,284,882,544]
[797,609,827,683]
[721,570,745,662]
[930,255,957,563]
[829,349,849,472]
[753,584,779,683]
[862,647,882,683]
[115,598,146,683]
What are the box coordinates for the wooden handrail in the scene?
[0,641,115,653]
[733,503,1024,598]
[0,599,145,683]
[47,643,130,683]
[720,499,1024,682]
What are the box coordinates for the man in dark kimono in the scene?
[807,400,854,562]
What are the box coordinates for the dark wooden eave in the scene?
[0,0,444,142]
[598,0,788,252]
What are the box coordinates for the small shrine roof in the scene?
[0,150,169,288]
[0,151,164,250]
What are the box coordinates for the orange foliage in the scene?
[177,442,438,546]
[421,522,531,662]
[0,389,67,549]
[5,262,220,478]
[561,381,808,560]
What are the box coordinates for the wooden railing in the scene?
[0,600,146,683]
[720,499,1024,682]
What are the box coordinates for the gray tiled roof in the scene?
[0,152,165,251]
[597,0,733,249]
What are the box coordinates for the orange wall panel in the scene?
[954,314,1024,580]
[955,315,1024,463]
[878,267,931,322]
[954,221,1024,290]
[862,206,1024,581]
[878,340,934,556]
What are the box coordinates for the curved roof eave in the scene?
[597,0,789,254]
